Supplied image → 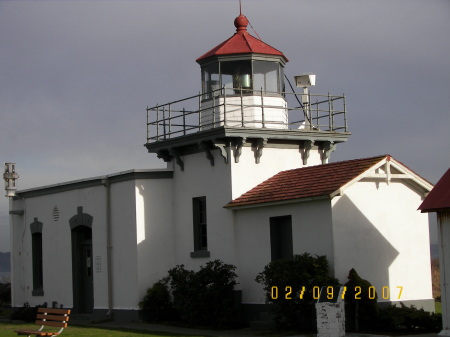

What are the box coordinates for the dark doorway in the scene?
[270,215,293,261]
[71,225,94,313]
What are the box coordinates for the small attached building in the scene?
[227,155,434,312]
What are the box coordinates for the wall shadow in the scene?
[332,194,399,293]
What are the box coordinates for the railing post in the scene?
[146,106,149,142]
[330,95,335,131]
[156,105,159,141]
[261,88,265,128]
[328,92,332,131]
[183,108,186,135]
[213,92,216,128]
[168,103,172,138]
[343,94,348,132]
[240,87,244,127]
[162,106,166,140]
[198,91,201,131]
[315,100,319,129]
[223,86,227,126]
[308,90,312,130]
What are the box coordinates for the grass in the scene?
[0,322,210,337]
[436,301,442,314]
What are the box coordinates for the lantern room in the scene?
[145,11,349,167]
[196,14,289,129]
[196,14,288,99]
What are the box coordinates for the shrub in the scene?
[0,283,11,307]
[164,259,238,328]
[139,281,176,322]
[255,253,339,331]
[376,303,442,332]
[344,268,378,331]
[11,303,39,322]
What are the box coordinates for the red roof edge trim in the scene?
[419,168,450,213]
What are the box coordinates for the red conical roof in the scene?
[196,14,288,63]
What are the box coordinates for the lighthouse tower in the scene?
[144,12,350,267]
[145,13,350,199]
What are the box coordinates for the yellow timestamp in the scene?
[270,286,404,300]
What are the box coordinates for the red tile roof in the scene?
[196,14,288,63]
[225,155,388,208]
[419,168,450,212]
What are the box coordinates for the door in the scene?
[270,215,293,261]
[72,226,94,313]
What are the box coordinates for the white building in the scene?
[8,13,434,321]
[419,168,450,335]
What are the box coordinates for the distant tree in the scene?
[431,258,441,300]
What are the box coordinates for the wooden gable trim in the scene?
[330,156,433,198]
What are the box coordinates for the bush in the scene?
[139,281,176,322]
[376,303,442,332]
[255,253,339,331]
[344,268,378,331]
[163,259,238,328]
[0,283,11,307]
[11,303,39,322]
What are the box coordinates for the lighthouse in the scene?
[7,9,435,322]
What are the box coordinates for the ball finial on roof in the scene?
[234,14,249,33]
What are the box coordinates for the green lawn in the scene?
[0,322,209,337]
[436,301,442,314]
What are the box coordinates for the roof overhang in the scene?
[197,53,288,67]
[224,195,330,210]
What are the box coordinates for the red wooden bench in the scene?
[14,308,71,337]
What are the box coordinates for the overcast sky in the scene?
[1,0,449,252]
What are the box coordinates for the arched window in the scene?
[30,218,44,296]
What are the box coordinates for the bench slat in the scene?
[35,320,67,328]
[36,313,70,322]
[15,330,60,336]
[37,308,70,315]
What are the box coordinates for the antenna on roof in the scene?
[4,163,19,198]
[239,0,242,15]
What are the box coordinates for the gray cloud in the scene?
[1,0,449,251]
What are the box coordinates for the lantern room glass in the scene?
[201,59,284,100]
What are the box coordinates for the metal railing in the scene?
[146,87,348,143]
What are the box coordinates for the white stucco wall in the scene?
[230,145,323,199]
[135,178,175,304]
[10,185,107,309]
[331,179,433,305]
[171,150,235,270]
[168,144,329,304]
[170,144,324,275]
[233,200,334,304]
[108,180,138,311]
[9,173,175,314]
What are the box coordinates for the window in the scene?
[30,218,44,296]
[202,63,220,100]
[270,215,293,261]
[253,60,280,94]
[191,197,210,258]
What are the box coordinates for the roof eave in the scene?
[224,195,330,210]
[196,52,288,66]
